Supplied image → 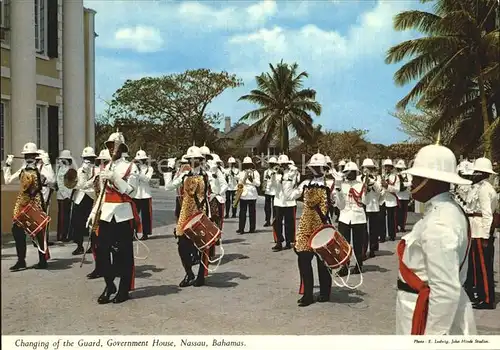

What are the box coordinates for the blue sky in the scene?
[85,0,431,145]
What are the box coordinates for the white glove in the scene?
[41,155,51,165]
[86,212,95,228]
[99,169,114,182]
[167,159,176,168]
[209,193,217,201]
[5,155,14,166]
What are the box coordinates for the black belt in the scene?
[397,279,418,294]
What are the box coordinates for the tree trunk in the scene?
[477,61,492,158]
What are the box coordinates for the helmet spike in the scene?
[435,130,441,145]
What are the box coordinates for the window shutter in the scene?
[47,0,58,58]
[48,105,59,164]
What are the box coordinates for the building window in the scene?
[35,0,46,54]
[0,101,5,161]
[36,104,48,150]
[0,0,11,45]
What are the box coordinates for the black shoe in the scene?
[113,293,130,304]
[72,246,84,255]
[379,238,386,243]
[224,215,229,219]
[193,278,205,287]
[179,274,195,288]
[389,237,395,242]
[97,284,117,304]
[47,241,55,246]
[9,260,26,271]
[231,215,237,218]
[317,295,330,303]
[263,222,270,227]
[338,266,349,277]
[272,243,282,252]
[249,229,256,233]
[140,234,149,241]
[351,266,363,275]
[297,296,305,304]
[87,270,101,279]
[298,297,314,307]
[32,261,48,269]
[369,251,375,258]
[62,238,71,243]
[284,243,292,250]
[472,302,495,310]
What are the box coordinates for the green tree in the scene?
[238,61,322,153]
[385,0,500,158]
[105,69,242,159]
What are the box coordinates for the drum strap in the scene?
[32,168,47,212]
[313,205,331,225]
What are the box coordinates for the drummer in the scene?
[286,152,334,307]
[3,143,51,270]
[164,145,211,288]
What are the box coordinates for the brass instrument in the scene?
[233,169,251,208]
[63,168,78,189]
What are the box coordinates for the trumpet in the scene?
[233,169,252,208]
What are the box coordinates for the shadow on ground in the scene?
[206,271,250,288]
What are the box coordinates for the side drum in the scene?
[13,203,51,238]
[308,225,351,269]
[182,212,221,251]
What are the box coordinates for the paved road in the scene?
[2,189,499,335]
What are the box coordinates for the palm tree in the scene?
[385,0,499,158]
[238,61,322,153]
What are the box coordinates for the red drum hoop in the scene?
[308,225,351,269]
[13,203,50,238]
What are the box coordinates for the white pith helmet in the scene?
[343,161,360,173]
[135,149,148,160]
[228,156,236,164]
[97,149,111,161]
[21,142,38,155]
[383,159,393,167]
[307,153,327,168]
[338,160,346,167]
[58,150,72,159]
[105,131,128,153]
[395,160,406,169]
[167,157,176,168]
[211,154,222,164]
[325,155,332,164]
[457,160,474,175]
[199,144,211,156]
[82,146,97,158]
[185,145,204,159]
[36,149,46,160]
[473,157,497,174]
[362,158,375,168]
[243,156,253,164]
[404,144,470,185]
[278,154,290,164]
[268,156,278,164]
[289,160,295,166]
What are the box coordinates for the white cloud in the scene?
[109,26,164,53]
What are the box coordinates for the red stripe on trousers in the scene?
[476,239,490,304]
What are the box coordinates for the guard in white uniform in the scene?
[55,150,75,242]
[224,157,239,218]
[72,147,97,255]
[360,158,382,258]
[262,156,278,227]
[335,161,367,275]
[464,157,498,310]
[333,160,346,222]
[133,150,154,241]
[208,154,228,230]
[381,159,400,241]
[237,157,261,234]
[270,154,297,251]
[395,141,476,335]
[86,132,140,304]
[395,160,412,233]
[35,149,56,245]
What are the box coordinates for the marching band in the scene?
[2,132,499,333]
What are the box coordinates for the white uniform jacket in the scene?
[466,179,498,239]
[396,173,412,201]
[38,163,56,203]
[208,167,228,204]
[396,192,476,335]
[3,164,26,184]
[263,168,276,196]
[334,180,367,225]
[238,169,261,201]
[224,167,239,191]
[55,164,74,200]
[382,173,400,208]
[332,169,344,190]
[73,164,97,204]
[360,174,382,212]
[134,164,154,199]
[271,169,298,207]
[91,157,139,223]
